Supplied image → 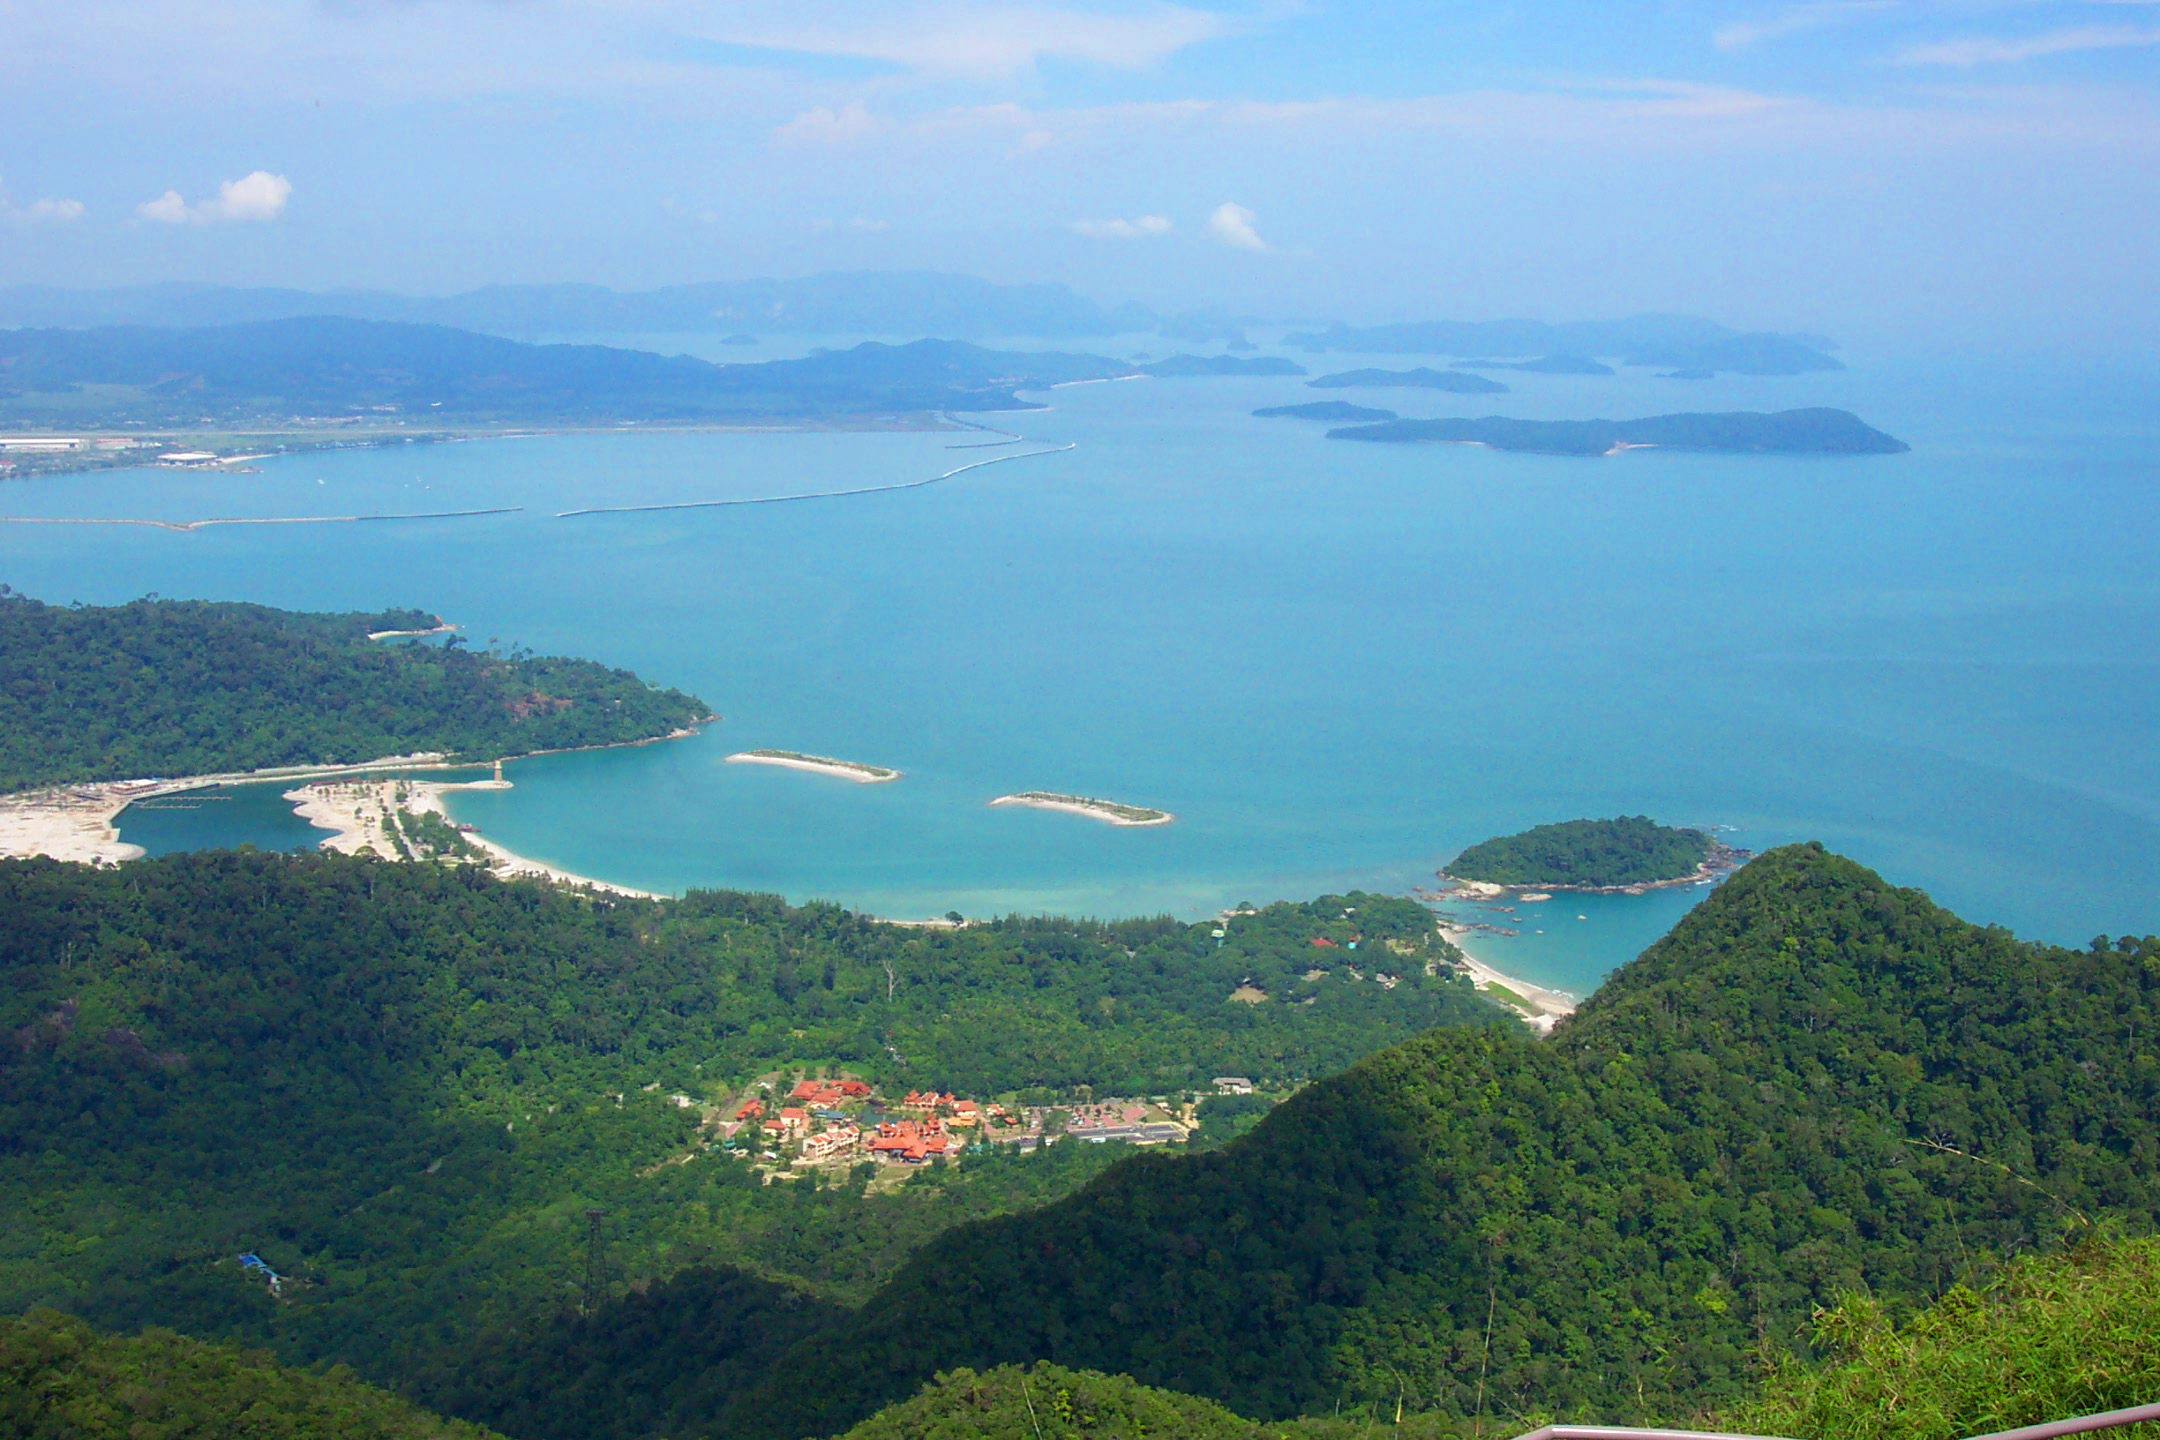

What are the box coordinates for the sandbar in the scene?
[989,791,1173,827]
[727,750,900,783]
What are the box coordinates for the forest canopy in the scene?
[0,590,710,790]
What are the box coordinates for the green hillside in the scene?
[0,850,1499,1396]
[0,1307,501,1440]
[0,591,710,791]
[721,845,2160,1438]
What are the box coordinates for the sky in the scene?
[2,0,2158,343]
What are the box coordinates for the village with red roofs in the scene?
[692,1072,1215,1182]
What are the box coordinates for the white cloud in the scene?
[1072,213,1173,238]
[711,2,1233,81]
[137,171,292,223]
[22,197,85,221]
[773,101,888,146]
[1715,1,1897,51]
[1898,24,2160,65]
[1206,200,1265,250]
[137,189,191,223]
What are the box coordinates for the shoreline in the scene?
[0,753,465,866]
[1435,846,1748,898]
[988,792,1173,827]
[286,775,661,900]
[727,751,900,783]
[1433,921,1578,1035]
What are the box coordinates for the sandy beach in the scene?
[727,751,900,783]
[989,793,1173,827]
[1435,922,1578,1035]
[0,754,456,866]
[283,773,661,899]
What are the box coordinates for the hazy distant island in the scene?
[990,791,1174,826]
[1308,366,1508,394]
[1252,400,1399,422]
[1442,815,1750,891]
[1455,353,1616,376]
[1327,407,1908,456]
[1287,315,1843,376]
[1137,354,1306,377]
[0,321,1136,433]
[727,750,901,783]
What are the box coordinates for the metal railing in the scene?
[1507,1410,2160,1440]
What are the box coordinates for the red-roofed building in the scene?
[839,1080,872,1097]
[788,1079,820,1101]
[777,1106,810,1138]
[1311,936,1336,947]
[734,1099,765,1121]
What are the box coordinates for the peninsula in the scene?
[0,590,710,798]
[1441,815,1750,891]
[727,750,901,783]
[990,791,1173,826]
[1308,366,1507,394]
[1327,407,1909,456]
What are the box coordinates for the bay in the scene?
[6,340,2154,998]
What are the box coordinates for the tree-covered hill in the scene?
[0,591,710,790]
[1444,815,1715,887]
[0,1307,502,1439]
[722,845,2160,1439]
[1708,1235,2160,1440]
[0,850,1499,1395]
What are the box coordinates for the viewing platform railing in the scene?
[1507,1408,2160,1440]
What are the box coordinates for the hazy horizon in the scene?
[4,2,2158,350]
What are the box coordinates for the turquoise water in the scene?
[6,342,2155,997]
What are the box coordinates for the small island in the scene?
[1454,354,1615,376]
[1326,408,1909,456]
[990,791,1173,826]
[1441,816,1749,892]
[1308,367,1508,394]
[1138,354,1307,378]
[1252,401,1399,422]
[727,750,901,783]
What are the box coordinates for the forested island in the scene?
[1307,366,1508,394]
[1442,815,1740,889]
[0,591,709,791]
[1327,407,1909,455]
[1252,401,1398,422]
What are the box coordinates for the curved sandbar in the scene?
[989,791,1173,827]
[728,750,901,783]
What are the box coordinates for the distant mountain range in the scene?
[0,319,1132,425]
[0,272,1157,340]
[1286,315,1843,376]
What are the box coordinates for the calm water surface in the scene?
[6,342,2154,997]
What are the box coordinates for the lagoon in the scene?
[6,340,2155,999]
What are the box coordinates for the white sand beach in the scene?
[282,773,660,899]
[1436,922,1578,1035]
[0,754,455,866]
[726,751,900,783]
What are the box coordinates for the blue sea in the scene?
[5,336,2155,999]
